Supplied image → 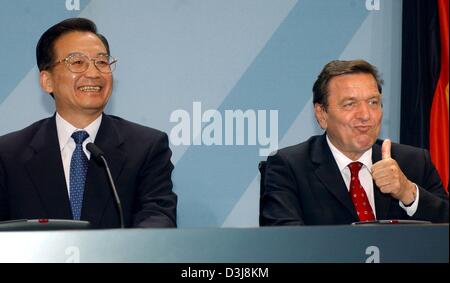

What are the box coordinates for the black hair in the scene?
[312,59,383,108]
[36,17,110,71]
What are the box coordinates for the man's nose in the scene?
[355,102,371,120]
[84,60,101,77]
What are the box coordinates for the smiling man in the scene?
[0,18,177,228]
[260,59,449,225]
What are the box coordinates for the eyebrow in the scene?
[66,52,84,57]
[342,93,381,100]
[338,94,382,105]
[369,93,382,99]
[65,52,109,57]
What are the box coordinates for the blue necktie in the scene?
[69,130,89,220]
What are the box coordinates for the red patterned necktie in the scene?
[348,162,375,221]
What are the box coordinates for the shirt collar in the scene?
[326,135,373,172]
[56,112,103,151]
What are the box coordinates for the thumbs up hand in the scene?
[372,139,417,205]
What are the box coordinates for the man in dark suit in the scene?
[261,59,448,225]
[0,18,177,228]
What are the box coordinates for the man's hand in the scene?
[372,139,416,205]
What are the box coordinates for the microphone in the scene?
[86,143,125,228]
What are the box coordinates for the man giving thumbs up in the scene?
[372,140,417,207]
[261,60,449,226]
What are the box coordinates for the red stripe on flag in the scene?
[430,0,449,191]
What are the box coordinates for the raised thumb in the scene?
[382,139,392,160]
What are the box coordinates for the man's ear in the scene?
[314,103,328,130]
[39,70,54,94]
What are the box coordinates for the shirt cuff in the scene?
[399,184,419,216]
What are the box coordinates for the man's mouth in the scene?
[78,85,102,92]
[354,125,372,132]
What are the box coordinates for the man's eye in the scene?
[71,60,84,65]
[368,99,380,106]
[96,60,109,66]
[343,102,355,109]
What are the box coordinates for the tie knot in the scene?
[71,130,89,144]
[348,161,363,176]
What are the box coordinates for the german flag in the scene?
[430,0,449,191]
[401,0,449,192]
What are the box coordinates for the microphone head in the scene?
[86,143,104,161]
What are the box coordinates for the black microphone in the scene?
[86,143,124,228]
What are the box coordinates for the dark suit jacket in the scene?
[261,134,449,225]
[0,114,177,228]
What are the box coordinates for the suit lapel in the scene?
[25,116,72,219]
[311,135,358,219]
[81,115,126,226]
[372,141,391,220]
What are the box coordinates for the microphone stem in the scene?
[100,156,125,228]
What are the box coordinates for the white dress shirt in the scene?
[326,135,419,218]
[56,113,102,196]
